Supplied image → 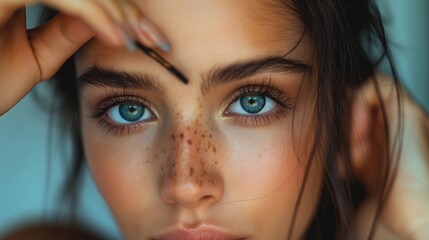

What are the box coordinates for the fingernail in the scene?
[139,19,171,52]
[116,25,137,52]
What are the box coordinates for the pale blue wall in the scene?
[0,2,427,239]
[377,0,429,111]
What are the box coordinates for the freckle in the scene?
[189,168,194,177]
[201,134,205,138]
[154,154,158,158]
[186,126,190,130]
[179,133,184,139]
[187,139,192,145]
[144,160,149,164]
[173,172,177,176]
[172,163,175,167]
[197,148,200,152]
[171,134,175,140]
[215,161,218,165]
[209,134,213,138]
[163,150,166,154]
[212,146,216,153]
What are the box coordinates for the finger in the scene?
[28,13,94,81]
[0,5,16,27]
[40,0,125,47]
[0,8,37,116]
[92,0,126,24]
[117,0,155,48]
[91,0,147,50]
[0,0,37,9]
[118,0,171,51]
[0,0,35,27]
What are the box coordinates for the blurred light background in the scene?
[0,1,428,239]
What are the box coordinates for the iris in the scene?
[119,104,145,122]
[240,95,266,114]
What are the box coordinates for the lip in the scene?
[155,226,247,240]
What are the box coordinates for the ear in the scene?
[337,90,371,181]
[349,92,373,180]
[340,78,388,193]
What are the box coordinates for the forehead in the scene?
[77,0,309,78]
[138,0,301,45]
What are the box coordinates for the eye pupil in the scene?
[128,106,137,114]
[248,98,257,106]
[119,104,145,122]
[240,95,266,114]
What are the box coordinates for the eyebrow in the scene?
[77,56,311,94]
[77,66,163,94]
[201,56,311,93]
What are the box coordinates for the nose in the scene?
[159,129,223,209]
[160,171,223,208]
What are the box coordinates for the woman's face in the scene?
[76,1,322,239]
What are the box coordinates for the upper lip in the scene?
[155,225,247,240]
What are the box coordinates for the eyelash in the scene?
[224,84,295,127]
[88,95,156,136]
[88,83,295,135]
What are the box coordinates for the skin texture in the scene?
[77,1,322,239]
[1,0,428,239]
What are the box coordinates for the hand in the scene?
[351,74,429,239]
[0,0,169,115]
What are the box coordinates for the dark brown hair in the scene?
[40,0,401,239]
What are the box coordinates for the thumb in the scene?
[28,12,94,81]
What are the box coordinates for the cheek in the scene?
[80,119,161,225]
[221,128,298,201]
[219,116,322,237]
